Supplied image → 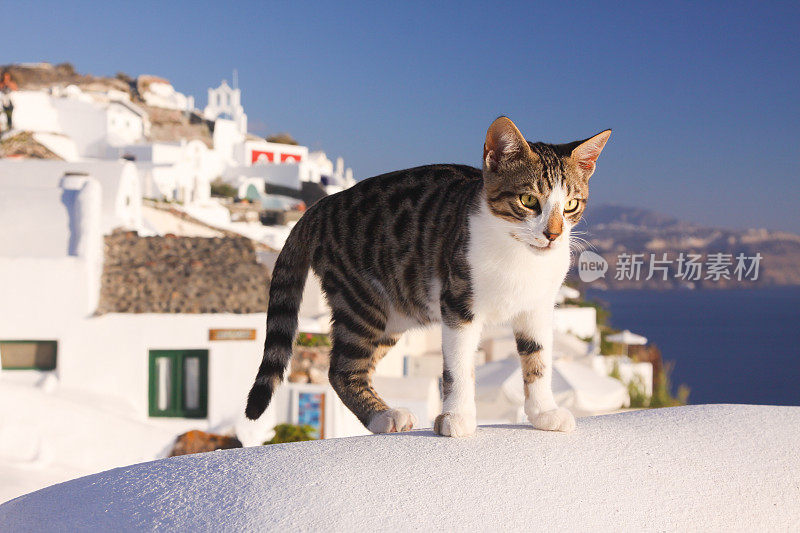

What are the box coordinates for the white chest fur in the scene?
[467,202,570,324]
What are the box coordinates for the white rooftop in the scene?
[0,159,141,235]
[1,404,798,531]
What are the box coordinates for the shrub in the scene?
[55,62,76,75]
[627,375,650,408]
[266,133,299,145]
[264,424,317,445]
[609,359,688,409]
[296,332,331,348]
[210,179,238,199]
[600,329,621,356]
[649,361,690,408]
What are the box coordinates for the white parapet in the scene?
[2,405,798,530]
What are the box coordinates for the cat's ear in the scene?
[570,129,611,179]
[483,116,533,173]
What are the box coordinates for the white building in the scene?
[4,76,357,215]
[122,139,222,204]
[0,158,414,449]
[0,172,103,321]
[203,80,246,135]
[10,87,150,160]
[139,75,194,112]
[0,159,142,235]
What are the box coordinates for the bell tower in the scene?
[204,80,247,135]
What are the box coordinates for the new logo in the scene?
[578,251,608,282]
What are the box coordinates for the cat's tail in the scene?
[245,217,313,420]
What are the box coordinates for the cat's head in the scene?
[481,116,610,253]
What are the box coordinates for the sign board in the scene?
[209,329,256,341]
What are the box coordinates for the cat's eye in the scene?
[564,199,580,213]
[519,194,539,210]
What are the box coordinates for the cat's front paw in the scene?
[367,408,417,433]
[434,412,477,437]
[529,407,576,433]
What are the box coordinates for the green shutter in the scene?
[148,350,208,419]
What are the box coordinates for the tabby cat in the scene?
[246,117,610,437]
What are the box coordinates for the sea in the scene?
[585,287,800,406]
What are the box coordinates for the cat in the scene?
[246,116,610,437]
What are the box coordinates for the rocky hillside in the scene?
[143,103,213,147]
[97,231,270,314]
[0,62,131,94]
[571,204,800,288]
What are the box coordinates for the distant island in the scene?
[570,204,800,289]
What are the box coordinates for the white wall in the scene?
[0,176,102,317]
[62,313,266,428]
[213,119,243,163]
[0,188,73,257]
[0,257,92,331]
[12,311,414,440]
[52,97,108,158]
[7,91,61,132]
[33,132,80,161]
[554,306,597,339]
[2,301,433,437]
[126,141,220,207]
[223,163,304,191]
[106,103,145,146]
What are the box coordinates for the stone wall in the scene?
[97,231,270,314]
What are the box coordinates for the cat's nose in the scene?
[543,230,560,242]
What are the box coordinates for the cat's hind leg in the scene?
[328,325,416,433]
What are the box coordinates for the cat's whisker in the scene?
[568,234,595,255]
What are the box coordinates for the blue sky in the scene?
[4,1,799,231]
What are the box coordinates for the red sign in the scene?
[280,153,302,163]
[252,150,274,164]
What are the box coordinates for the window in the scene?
[0,341,57,370]
[148,350,208,418]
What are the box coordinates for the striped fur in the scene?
[245,165,483,423]
[245,117,610,436]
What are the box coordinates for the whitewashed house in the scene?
[0,159,142,234]
[139,75,194,112]
[124,139,222,204]
[104,100,150,148]
[200,80,355,201]
[9,86,150,161]
[0,172,103,324]
[5,76,356,216]
[0,159,395,449]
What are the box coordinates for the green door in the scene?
[148,350,208,418]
